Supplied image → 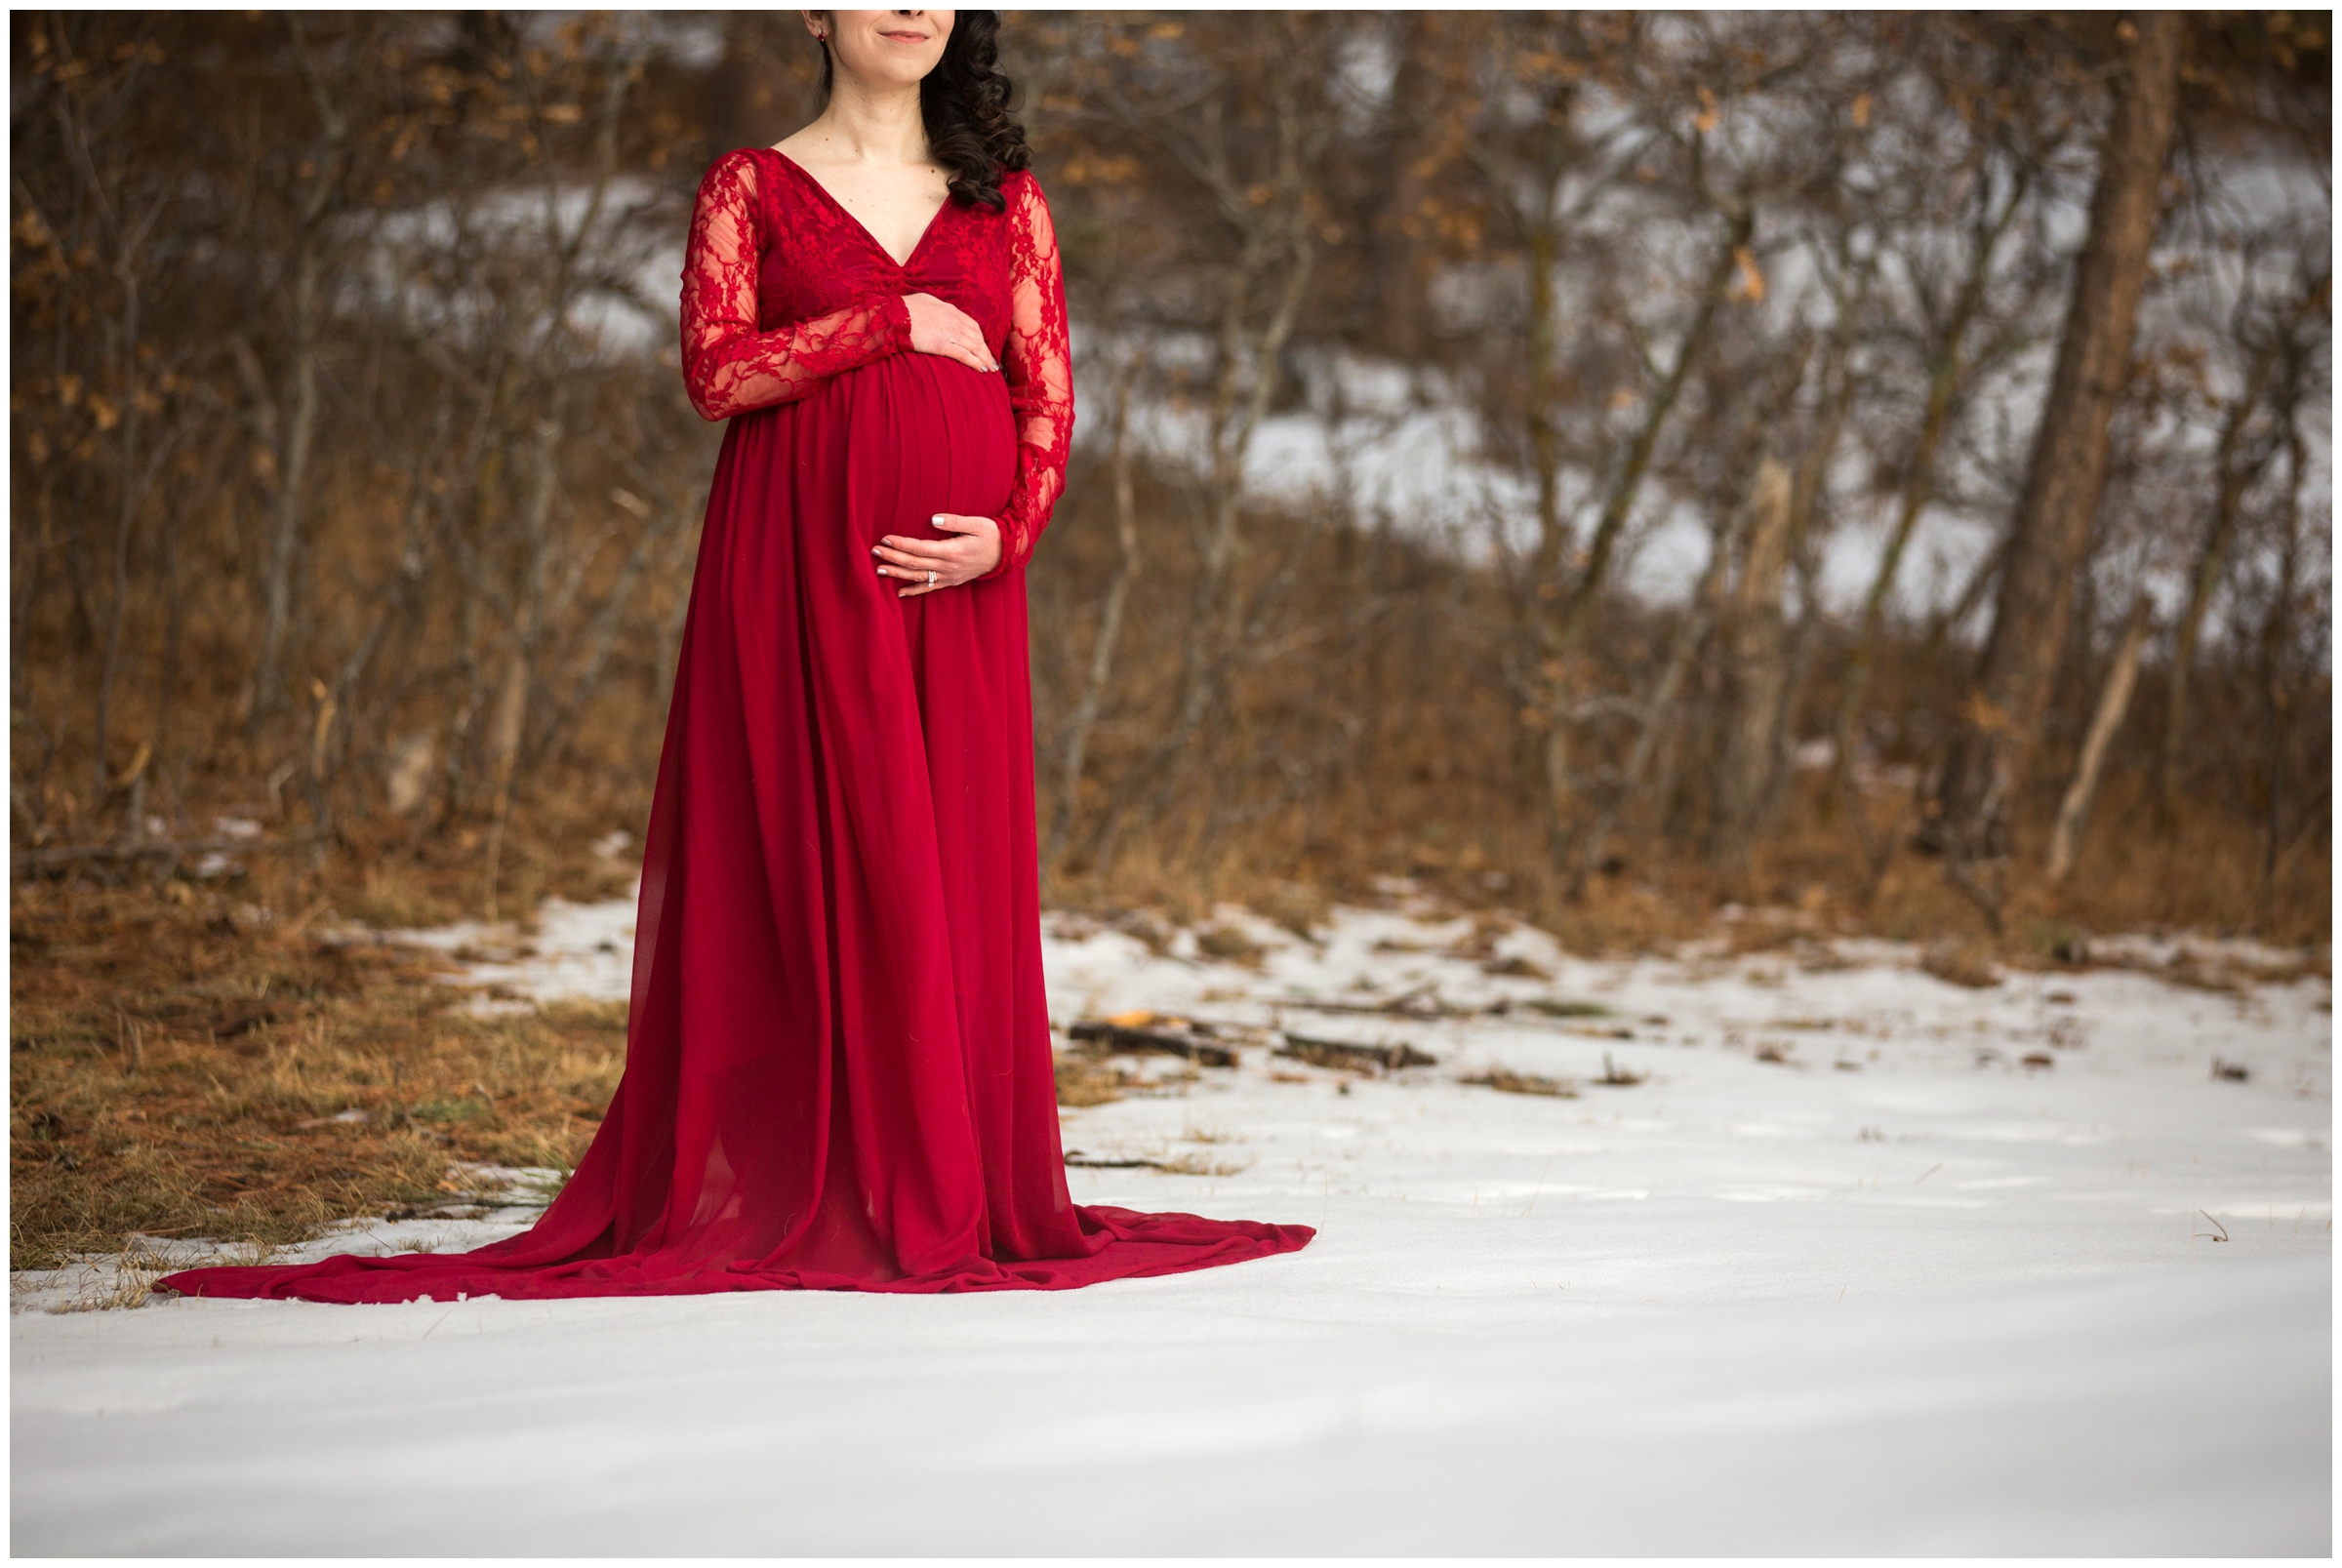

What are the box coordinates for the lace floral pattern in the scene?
[679,150,913,422]
[982,170,1073,581]
[677,147,1074,581]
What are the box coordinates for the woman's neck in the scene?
[792,74,931,168]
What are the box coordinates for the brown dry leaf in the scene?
[1921,939,2001,989]
[1957,689,2020,736]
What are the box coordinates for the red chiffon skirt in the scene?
[158,350,1312,1303]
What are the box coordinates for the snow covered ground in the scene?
[13,893,2331,1554]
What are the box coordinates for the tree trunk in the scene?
[1759,321,1861,839]
[2257,333,2310,915]
[1708,456,1796,873]
[2044,589,2154,884]
[1539,212,1752,864]
[1046,364,1143,877]
[1919,11,2185,911]
[93,257,142,800]
[1517,138,1569,854]
[248,25,347,739]
[1117,33,1330,853]
[1361,12,1437,364]
[1565,501,1735,898]
[2156,277,2319,825]
[1130,224,1312,837]
[1827,170,2026,818]
[705,13,815,161]
[482,413,560,919]
[1919,533,2013,656]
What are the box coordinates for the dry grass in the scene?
[1920,938,2004,988]
[1052,1053,1130,1108]
[1461,1065,1578,1098]
[1193,923,1267,967]
[1155,1152,1254,1177]
[10,872,626,1273]
[1595,1051,1645,1086]
[1520,996,1615,1019]
[1029,559,2327,951]
[38,1237,184,1312]
[1044,764,2326,979]
[20,1235,289,1313]
[1481,954,1555,980]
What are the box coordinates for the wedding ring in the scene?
[928,570,937,586]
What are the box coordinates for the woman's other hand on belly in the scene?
[903,294,1000,374]
[875,513,1002,596]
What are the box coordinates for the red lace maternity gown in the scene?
[157,148,1313,1302]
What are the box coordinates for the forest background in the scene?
[9,12,2331,1266]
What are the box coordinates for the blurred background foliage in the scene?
[9,10,2331,950]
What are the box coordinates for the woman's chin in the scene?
[883,66,940,92]
[841,53,945,93]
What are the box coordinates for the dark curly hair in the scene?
[815,11,1030,212]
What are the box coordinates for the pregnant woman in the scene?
[159,9,1312,1303]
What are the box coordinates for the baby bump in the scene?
[817,350,1017,553]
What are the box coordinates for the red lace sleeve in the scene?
[680,149,914,422]
[977,171,1075,580]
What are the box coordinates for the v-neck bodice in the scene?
[747,145,1014,351]
[765,146,949,273]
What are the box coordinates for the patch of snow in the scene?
[360,896,637,1009]
[14,899,2329,1553]
[2084,930,2326,978]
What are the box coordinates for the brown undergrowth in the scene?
[13,763,2325,1276]
[10,868,626,1273]
[1043,770,2330,960]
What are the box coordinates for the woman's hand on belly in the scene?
[874,513,1002,596]
[903,294,1000,374]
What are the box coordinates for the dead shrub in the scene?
[1921,938,2003,988]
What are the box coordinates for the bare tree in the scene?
[1067,13,1347,861]
[1921,12,2188,923]
[1828,156,2038,816]
[2158,252,2328,827]
[1046,354,1144,876]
